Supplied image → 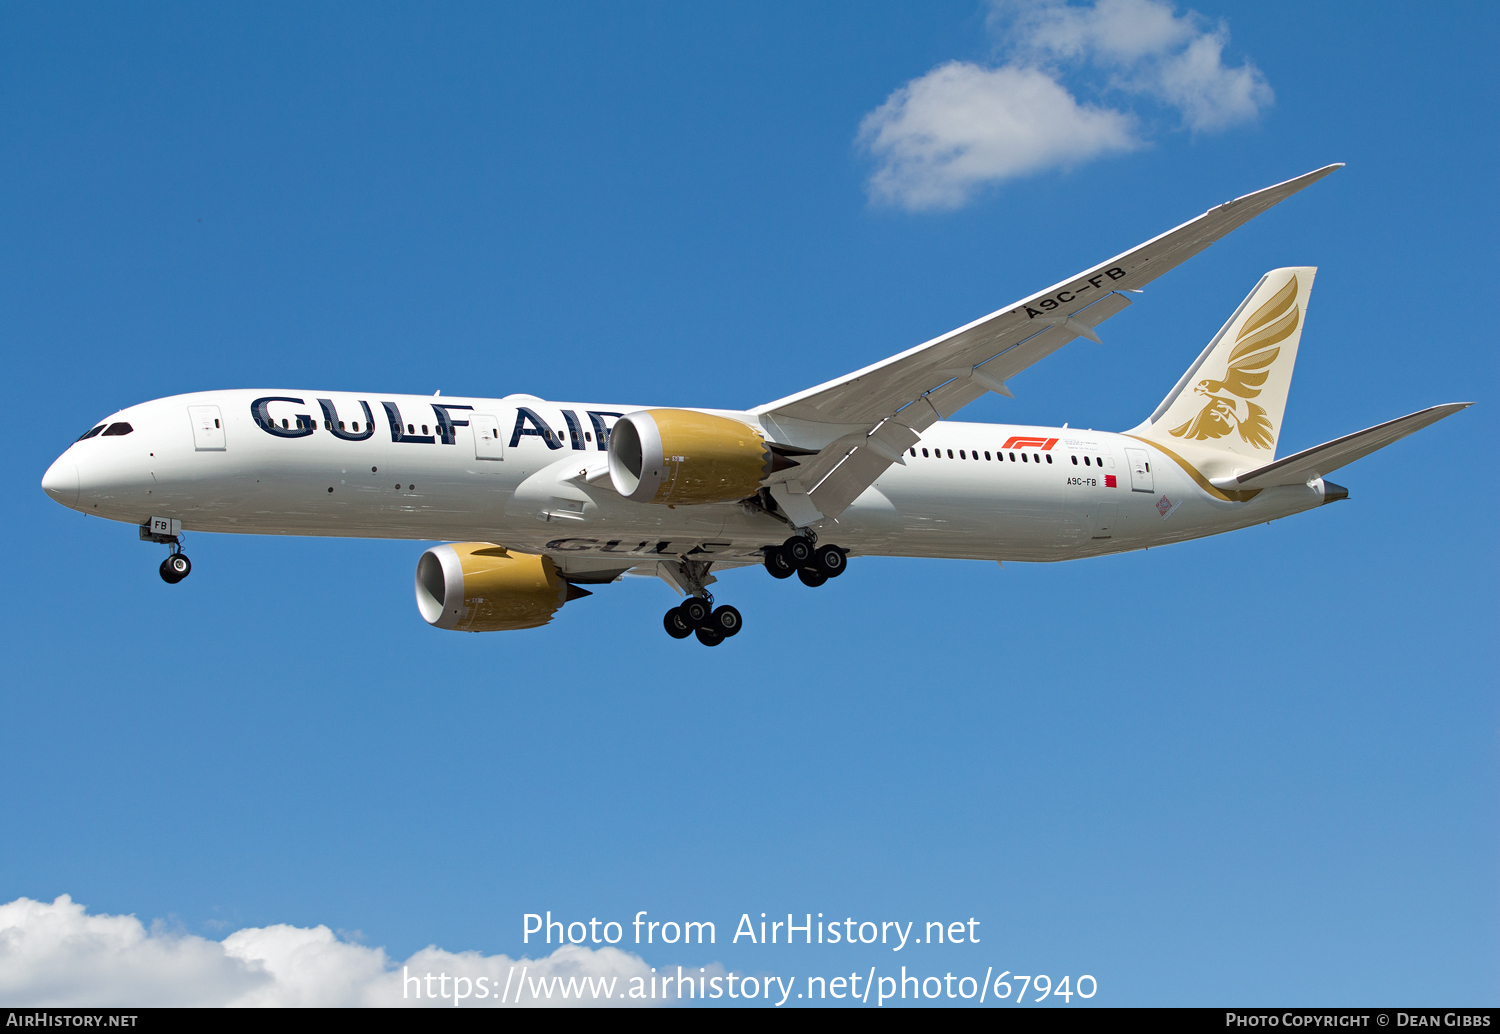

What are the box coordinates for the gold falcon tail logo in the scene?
[1170,275,1299,450]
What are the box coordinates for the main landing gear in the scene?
[763,535,846,587]
[663,595,742,647]
[658,536,843,644]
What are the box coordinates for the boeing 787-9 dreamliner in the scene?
[41,164,1468,645]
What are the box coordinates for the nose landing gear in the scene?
[141,518,192,584]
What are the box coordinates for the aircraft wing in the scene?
[753,164,1344,523]
[1217,403,1471,491]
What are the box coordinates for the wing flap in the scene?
[1224,403,1471,489]
[807,443,896,517]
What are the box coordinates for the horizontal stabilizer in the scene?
[1213,403,1471,490]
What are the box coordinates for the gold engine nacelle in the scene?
[607,409,773,505]
[415,543,591,632]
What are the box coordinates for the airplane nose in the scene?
[41,457,79,508]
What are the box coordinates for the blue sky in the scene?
[1,0,1495,1007]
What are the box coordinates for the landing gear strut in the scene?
[764,535,847,587]
[657,557,746,645]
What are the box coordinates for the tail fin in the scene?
[1130,267,1315,469]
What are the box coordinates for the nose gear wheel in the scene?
[159,553,192,584]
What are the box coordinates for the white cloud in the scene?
[860,0,1273,209]
[859,62,1139,211]
[0,895,711,1007]
[1003,0,1195,64]
[1149,30,1272,131]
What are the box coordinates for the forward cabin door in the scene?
[472,413,504,460]
[188,405,225,451]
[1125,448,1154,492]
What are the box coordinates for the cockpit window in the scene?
[77,425,106,441]
[101,422,134,437]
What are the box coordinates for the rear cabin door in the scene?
[472,413,504,460]
[188,405,225,451]
[1125,448,1154,492]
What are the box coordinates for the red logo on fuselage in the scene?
[1001,436,1059,450]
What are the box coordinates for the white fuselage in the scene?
[42,389,1334,567]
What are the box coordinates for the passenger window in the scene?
[280,418,289,429]
[1033,454,1040,462]
[922,448,929,457]
[407,424,414,433]
[338,421,345,430]
[1021,452,1028,462]
[214,419,220,428]
[1071,455,1077,465]
[1009,452,1015,461]
[1096,456,1102,466]
[102,422,133,436]
[910,448,916,457]
[947,449,953,458]
[1145,462,1150,472]
[352,422,360,432]
[1046,454,1052,463]
[586,432,593,442]
[324,420,332,430]
[984,452,991,460]
[1083,456,1090,466]
[959,450,966,459]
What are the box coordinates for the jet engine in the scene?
[607,409,776,504]
[415,543,591,632]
